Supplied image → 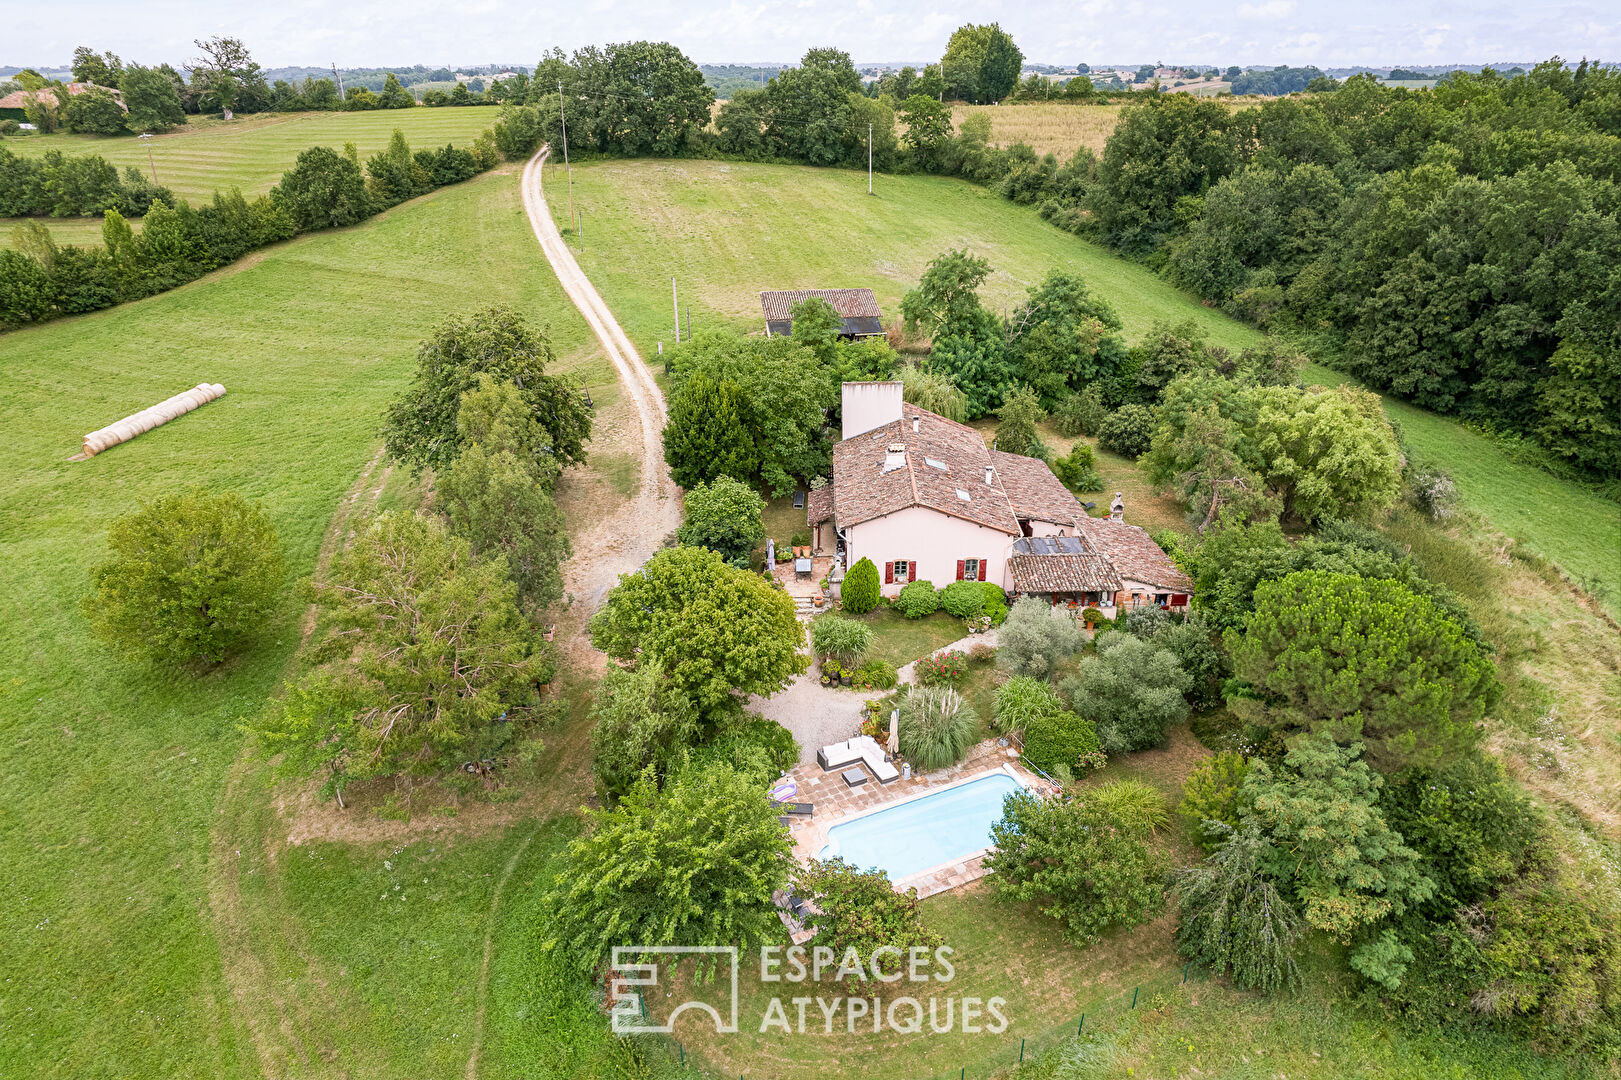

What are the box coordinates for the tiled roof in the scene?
[1076,516,1194,591]
[991,449,1081,526]
[1008,553,1122,594]
[761,288,882,322]
[831,407,1021,534]
[805,486,835,525]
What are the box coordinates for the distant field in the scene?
[951,102,1125,158]
[547,158,1620,613]
[0,167,605,1078]
[2,108,501,248]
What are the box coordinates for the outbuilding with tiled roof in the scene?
[761,288,885,339]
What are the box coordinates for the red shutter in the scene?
[909,561,918,582]
[955,559,965,581]
[977,559,987,582]
[884,561,894,585]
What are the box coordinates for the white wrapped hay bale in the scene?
[80,383,226,457]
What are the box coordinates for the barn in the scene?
[760,288,885,339]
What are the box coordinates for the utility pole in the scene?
[672,277,680,343]
[137,132,158,184]
[577,210,582,252]
[868,123,874,195]
[332,63,344,99]
[558,81,573,226]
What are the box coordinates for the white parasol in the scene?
[887,708,900,756]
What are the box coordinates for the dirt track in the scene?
[521,145,680,615]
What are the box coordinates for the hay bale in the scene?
[81,383,226,457]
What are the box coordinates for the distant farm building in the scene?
[0,82,125,121]
[761,288,885,339]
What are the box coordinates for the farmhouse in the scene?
[761,288,885,339]
[809,382,1190,617]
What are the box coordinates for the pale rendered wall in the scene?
[841,381,904,441]
[845,506,1017,595]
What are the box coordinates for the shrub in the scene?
[1174,823,1305,993]
[811,615,874,666]
[1021,710,1105,773]
[917,649,968,685]
[895,578,940,618]
[1408,466,1458,522]
[854,658,898,690]
[897,684,979,770]
[1050,443,1104,493]
[686,714,800,786]
[1090,778,1169,832]
[939,579,986,618]
[1152,612,1228,710]
[993,675,1065,733]
[1098,403,1156,457]
[83,488,285,665]
[1178,751,1250,851]
[997,596,1084,677]
[677,476,766,567]
[842,556,881,614]
[792,859,942,986]
[986,789,1168,945]
[968,643,995,664]
[589,659,700,800]
[982,581,1008,625]
[1067,632,1191,752]
[1053,384,1106,436]
[995,386,1049,459]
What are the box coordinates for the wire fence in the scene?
[616,956,1211,1080]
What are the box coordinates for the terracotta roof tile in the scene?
[760,289,882,322]
[805,486,835,525]
[1076,517,1193,591]
[831,407,1021,534]
[991,449,1082,526]
[1008,553,1122,594]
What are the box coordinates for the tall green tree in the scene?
[541,763,792,973]
[587,659,701,800]
[993,385,1047,458]
[258,511,552,794]
[1229,570,1497,770]
[71,46,123,87]
[83,488,285,665]
[941,23,1024,103]
[272,144,371,230]
[119,65,186,132]
[1242,733,1434,978]
[62,88,127,134]
[1174,822,1305,992]
[987,789,1168,944]
[589,546,808,719]
[663,370,758,489]
[381,307,591,474]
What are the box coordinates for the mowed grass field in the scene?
[547,158,1620,615]
[2,108,502,248]
[0,165,610,1079]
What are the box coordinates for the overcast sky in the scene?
[9,0,1617,71]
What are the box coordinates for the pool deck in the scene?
[779,740,1050,910]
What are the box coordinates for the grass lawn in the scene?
[549,158,1619,617]
[6,109,502,204]
[0,166,607,1078]
[837,607,968,669]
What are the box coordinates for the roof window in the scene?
[924,457,948,471]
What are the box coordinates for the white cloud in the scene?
[1236,0,1296,20]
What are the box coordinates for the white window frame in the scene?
[962,557,980,581]
[892,559,910,584]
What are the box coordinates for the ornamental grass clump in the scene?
[992,675,1064,733]
[811,615,874,667]
[898,684,979,771]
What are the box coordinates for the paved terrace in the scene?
[778,739,1050,906]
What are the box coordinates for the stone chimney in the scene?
[1110,492,1125,522]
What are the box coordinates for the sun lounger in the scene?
[777,801,813,816]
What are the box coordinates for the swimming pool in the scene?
[817,771,1024,881]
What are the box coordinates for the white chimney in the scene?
[841,381,904,441]
[985,464,995,486]
[912,415,920,434]
[1110,492,1125,522]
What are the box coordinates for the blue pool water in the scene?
[817,772,1024,880]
